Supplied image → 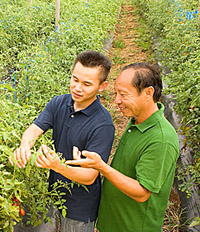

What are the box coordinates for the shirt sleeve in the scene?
[85,125,115,163]
[135,142,178,193]
[33,97,55,132]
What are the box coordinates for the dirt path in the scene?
[99,1,181,231]
[101,2,153,158]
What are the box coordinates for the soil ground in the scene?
[98,1,181,231]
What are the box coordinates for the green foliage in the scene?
[0,94,71,229]
[111,50,125,64]
[177,163,200,198]
[113,38,126,49]
[0,0,122,230]
[1,0,121,108]
[132,0,200,206]
[135,15,153,52]
[190,217,200,227]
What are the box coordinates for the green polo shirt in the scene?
[97,103,179,232]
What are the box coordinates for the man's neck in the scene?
[73,97,97,112]
[135,102,159,125]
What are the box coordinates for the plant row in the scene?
[0,0,122,231]
[132,0,200,225]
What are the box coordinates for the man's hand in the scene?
[68,149,152,202]
[9,146,31,168]
[35,144,63,172]
[73,146,81,160]
[66,150,104,171]
[9,124,44,168]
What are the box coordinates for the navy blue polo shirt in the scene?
[34,94,115,222]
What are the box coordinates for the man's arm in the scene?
[35,145,99,185]
[10,123,44,168]
[66,150,152,202]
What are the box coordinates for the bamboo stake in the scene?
[30,0,32,8]
[55,0,60,32]
[199,0,200,13]
[199,0,200,22]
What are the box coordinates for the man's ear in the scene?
[145,86,154,99]
[99,81,108,92]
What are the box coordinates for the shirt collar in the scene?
[131,102,165,133]
[66,94,101,117]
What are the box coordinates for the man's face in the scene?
[70,62,107,109]
[114,69,148,122]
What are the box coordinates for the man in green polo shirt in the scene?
[66,63,180,232]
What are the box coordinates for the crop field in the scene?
[0,0,199,231]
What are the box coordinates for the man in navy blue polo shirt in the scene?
[10,51,115,232]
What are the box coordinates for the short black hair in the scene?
[122,63,162,102]
[73,50,112,83]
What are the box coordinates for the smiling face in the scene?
[114,69,155,124]
[70,62,108,111]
